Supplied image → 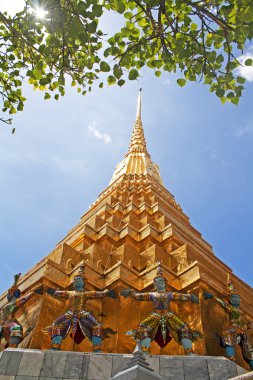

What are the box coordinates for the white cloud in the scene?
[88,122,112,144]
[0,147,87,177]
[163,79,171,85]
[233,122,253,138]
[237,49,253,82]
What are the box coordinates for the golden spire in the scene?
[109,90,163,185]
[137,87,141,118]
[127,89,149,157]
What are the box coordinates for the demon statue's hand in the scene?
[190,294,199,304]
[120,289,132,298]
[203,291,213,300]
[107,289,116,299]
[34,285,44,295]
[47,288,56,296]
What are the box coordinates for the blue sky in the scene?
[0,1,253,293]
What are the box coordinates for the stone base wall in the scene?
[0,349,249,380]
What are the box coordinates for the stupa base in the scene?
[0,348,249,380]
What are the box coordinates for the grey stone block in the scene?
[147,356,159,374]
[39,378,62,380]
[6,351,23,376]
[236,365,249,376]
[87,354,112,380]
[112,355,131,377]
[228,360,239,378]
[80,354,90,379]
[18,350,44,377]
[40,352,67,378]
[63,353,83,379]
[159,357,184,380]
[0,352,12,375]
[16,376,40,380]
[208,358,230,380]
[183,358,209,380]
[0,376,15,380]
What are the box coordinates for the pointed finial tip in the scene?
[139,88,142,92]
[137,88,142,118]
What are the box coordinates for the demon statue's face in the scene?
[154,277,166,292]
[229,294,241,307]
[7,288,21,302]
[73,276,84,291]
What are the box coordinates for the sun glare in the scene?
[34,7,48,19]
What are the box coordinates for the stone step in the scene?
[0,349,249,380]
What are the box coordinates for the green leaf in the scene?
[231,96,239,105]
[177,78,186,87]
[70,18,81,36]
[155,71,161,77]
[129,69,139,80]
[100,61,110,72]
[113,65,123,79]
[92,4,103,17]
[9,107,17,114]
[32,69,42,80]
[44,92,51,99]
[79,32,89,44]
[227,92,234,98]
[216,54,224,64]
[118,79,125,87]
[39,78,50,85]
[216,88,225,98]
[237,76,245,84]
[58,75,65,86]
[116,2,125,14]
[190,23,198,31]
[245,58,253,66]
[87,21,97,33]
[107,75,116,85]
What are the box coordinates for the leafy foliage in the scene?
[1,0,253,127]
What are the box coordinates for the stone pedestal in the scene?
[0,349,249,380]
[109,344,162,380]
[109,365,162,380]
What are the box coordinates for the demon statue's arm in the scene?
[1,286,43,319]
[85,289,116,299]
[171,292,199,304]
[120,289,151,301]
[15,286,43,308]
[46,288,71,299]
[203,291,229,311]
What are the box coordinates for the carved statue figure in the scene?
[46,265,116,351]
[0,273,41,348]
[203,275,253,369]
[121,265,201,354]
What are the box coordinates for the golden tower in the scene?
[0,91,252,368]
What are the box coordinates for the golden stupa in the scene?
[0,91,252,368]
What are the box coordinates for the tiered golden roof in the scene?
[0,92,252,367]
[110,90,163,185]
